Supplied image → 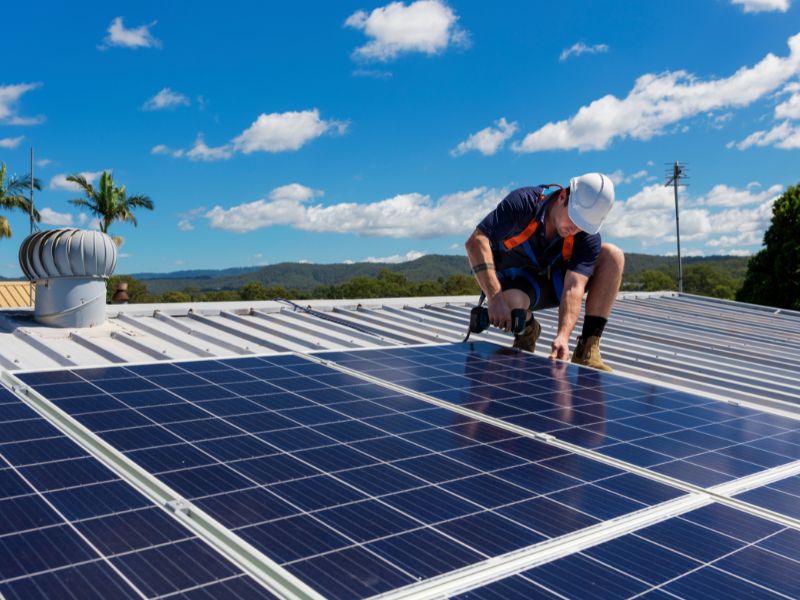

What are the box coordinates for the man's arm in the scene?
[549,270,589,360]
[464,228,513,330]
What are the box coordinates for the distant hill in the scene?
[126,253,750,295]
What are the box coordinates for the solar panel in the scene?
[455,502,798,599]
[314,342,800,488]
[735,471,800,521]
[16,353,690,599]
[0,387,276,599]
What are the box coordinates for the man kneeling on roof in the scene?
[465,173,623,372]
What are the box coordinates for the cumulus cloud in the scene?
[608,169,649,186]
[0,83,44,125]
[0,136,24,149]
[154,109,345,162]
[39,208,74,226]
[101,17,161,49]
[345,0,468,62]
[604,182,780,250]
[514,32,800,152]
[35,158,52,167]
[177,207,207,231]
[362,250,426,263]
[451,118,518,156]
[731,0,790,12]
[205,184,506,237]
[233,110,347,153]
[142,88,190,110]
[775,82,800,119]
[732,120,800,149]
[559,42,609,62]
[49,171,104,191]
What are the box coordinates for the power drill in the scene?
[469,306,527,335]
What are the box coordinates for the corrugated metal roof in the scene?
[1,292,798,415]
[0,281,33,308]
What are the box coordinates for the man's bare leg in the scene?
[585,243,625,316]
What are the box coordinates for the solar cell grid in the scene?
[736,471,800,521]
[19,353,689,600]
[315,342,800,488]
[455,502,799,599]
[0,388,276,600]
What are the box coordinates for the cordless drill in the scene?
[469,306,527,335]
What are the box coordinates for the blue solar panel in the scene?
[0,388,275,599]
[735,471,800,520]
[18,353,689,599]
[314,342,800,488]
[456,502,796,599]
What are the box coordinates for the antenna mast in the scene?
[664,161,688,293]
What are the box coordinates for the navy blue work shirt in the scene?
[476,186,601,278]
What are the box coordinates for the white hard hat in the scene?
[568,173,615,235]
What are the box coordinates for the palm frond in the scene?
[0,217,11,239]
[126,195,154,210]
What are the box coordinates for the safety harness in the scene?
[496,184,574,305]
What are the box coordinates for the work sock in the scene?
[581,315,607,339]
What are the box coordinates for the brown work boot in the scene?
[571,335,613,372]
[513,319,541,353]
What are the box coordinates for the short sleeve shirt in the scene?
[477,186,601,278]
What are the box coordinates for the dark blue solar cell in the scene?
[651,460,732,486]
[100,424,182,451]
[685,451,763,478]
[231,453,318,485]
[716,444,790,468]
[0,403,44,421]
[506,413,567,433]
[297,387,361,405]
[195,434,278,461]
[637,518,743,562]
[16,370,83,385]
[412,408,477,428]
[444,443,527,471]
[498,496,600,537]
[166,418,243,441]
[179,575,278,599]
[19,456,117,491]
[315,499,419,543]
[158,464,253,498]
[393,453,480,483]
[335,463,427,496]
[311,420,394,444]
[73,408,153,431]
[443,474,534,508]
[681,503,783,543]
[361,413,431,434]
[493,437,566,462]
[0,418,59,443]
[77,507,190,554]
[144,373,210,388]
[271,474,368,511]
[757,527,800,558]
[617,415,680,435]
[522,553,649,599]
[52,394,126,414]
[352,435,429,461]
[138,402,211,423]
[549,484,644,520]
[738,486,800,519]
[196,369,258,385]
[599,442,671,467]
[126,443,217,473]
[226,411,298,432]
[664,566,783,599]
[287,546,414,600]
[113,388,186,407]
[293,444,378,472]
[238,514,350,563]
[0,436,87,466]
[45,480,154,520]
[0,495,62,535]
[92,377,158,394]
[715,546,800,597]
[452,575,560,599]
[768,474,800,496]
[0,525,97,579]
[401,427,479,452]
[666,428,732,450]
[368,528,484,578]
[597,473,685,505]
[382,486,481,524]
[630,434,702,459]
[245,392,312,411]
[496,463,582,495]
[196,487,299,528]
[331,399,396,419]
[126,362,186,376]
[277,405,346,426]
[584,534,701,584]
[748,436,800,459]
[169,384,237,402]
[0,560,140,600]
[540,454,623,482]
[437,511,545,555]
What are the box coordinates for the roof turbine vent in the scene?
[19,228,117,328]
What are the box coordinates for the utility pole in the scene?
[29,147,35,307]
[664,161,688,293]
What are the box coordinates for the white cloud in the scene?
[345,0,468,62]
[0,136,24,149]
[177,207,207,231]
[0,83,43,125]
[559,42,609,62]
[514,32,800,152]
[206,184,506,238]
[35,158,52,167]
[233,110,347,154]
[451,118,518,156]
[49,171,104,191]
[151,144,185,158]
[604,182,780,250]
[731,0,790,12]
[363,250,426,263]
[39,208,74,226]
[142,88,190,111]
[775,84,800,119]
[733,120,800,149]
[101,17,161,49]
[608,169,648,186]
[185,135,233,161]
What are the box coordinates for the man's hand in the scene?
[549,335,570,361]
[487,295,512,331]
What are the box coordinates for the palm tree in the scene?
[67,171,154,236]
[0,162,41,240]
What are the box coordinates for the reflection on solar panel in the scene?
[315,342,800,488]
[15,353,691,599]
[455,502,799,599]
[0,387,275,599]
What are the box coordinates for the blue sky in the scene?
[1,0,798,276]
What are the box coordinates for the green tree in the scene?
[737,184,800,309]
[161,291,193,303]
[640,269,676,292]
[67,171,154,241]
[0,162,41,239]
[683,264,737,299]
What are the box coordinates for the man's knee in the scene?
[600,243,625,272]
[503,288,532,311]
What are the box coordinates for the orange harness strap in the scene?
[502,220,539,251]
[562,234,574,261]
